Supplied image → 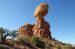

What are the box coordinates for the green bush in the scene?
[0,45,5,49]
[0,44,10,49]
[31,36,45,48]
[17,35,31,45]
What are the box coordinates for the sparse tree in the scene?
[9,30,18,40]
[0,27,9,43]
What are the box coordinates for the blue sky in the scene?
[0,0,75,44]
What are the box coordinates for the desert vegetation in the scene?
[0,27,75,49]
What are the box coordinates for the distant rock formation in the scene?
[18,2,51,38]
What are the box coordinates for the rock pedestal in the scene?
[18,2,51,38]
[33,17,51,38]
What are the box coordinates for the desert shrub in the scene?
[17,35,31,45]
[31,36,45,48]
[0,44,10,49]
[61,45,72,49]
[0,45,5,49]
[6,39,15,47]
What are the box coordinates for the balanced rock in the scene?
[33,2,51,38]
[18,2,51,38]
[34,2,49,18]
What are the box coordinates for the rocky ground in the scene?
[0,37,75,49]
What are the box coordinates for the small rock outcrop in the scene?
[19,23,34,37]
[18,2,51,38]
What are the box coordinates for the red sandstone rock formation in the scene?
[34,2,49,17]
[33,2,51,38]
[18,2,51,38]
[19,23,34,37]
